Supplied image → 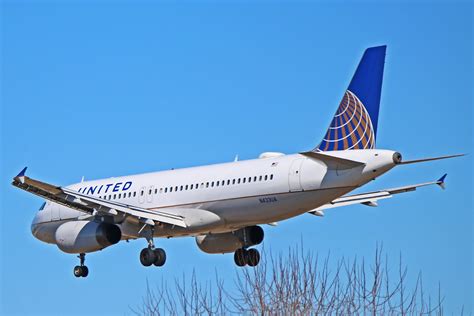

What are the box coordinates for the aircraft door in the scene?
[138,186,146,204]
[147,185,154,203]
[288,158,305,192]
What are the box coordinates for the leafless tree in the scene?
[130,245,450,315]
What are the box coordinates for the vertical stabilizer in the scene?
[316,46,386,151]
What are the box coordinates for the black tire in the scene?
[81,266,89,277]
[153,248,166,267]
[247,248,260,267]
[73,266,83,278]
[140,248,156,267]
[234,248,248,267]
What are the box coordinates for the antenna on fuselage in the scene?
[81,176,84,183]
[234,154,239,162]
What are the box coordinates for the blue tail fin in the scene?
[316,46,386,151]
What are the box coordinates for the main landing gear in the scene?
[139,235,166,267]
[73,253,89,278]
[234,248,260,267]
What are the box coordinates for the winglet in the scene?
[437,173,447,190]
[17,167,28,177]
[15,167,28,184]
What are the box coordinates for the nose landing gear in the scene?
[73,253,89,278]
[234,248,260,267]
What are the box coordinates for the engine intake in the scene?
[196,225,264,254]
[55,221,121,254]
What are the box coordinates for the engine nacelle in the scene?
[196,225,264,254]
[55,220,121,254]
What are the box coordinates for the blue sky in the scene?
[1,1,472,315]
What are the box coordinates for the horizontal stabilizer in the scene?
[300,151,365,169]
[399,154,465,165]
[309,174,448,213]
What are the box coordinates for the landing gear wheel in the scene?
[73,265,89,277]
[81,266,89,277]
[234,248,248,267]
[140,248,156,267]
[153,248,166,267]
[246,248,260,267]
[73,253,89,277]
[74,266,83,278]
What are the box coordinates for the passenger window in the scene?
[265,175,268,181]
[165,188,168,193]
[141,191,144,196]
[259,176,263,181]
[270,174,274,180]
[211,182,214,187]
[238,178,241,184]
[113,194,117,199]
[232,179,236,185]
[254,176,257,182]
[180,186,183,191]
[175,186,178,191]
[248,177,251,182]
[243,178,246,183]
[216,181,219,187]
[227,180,230,185]
[133,192,136,197]
[119,193,121,198]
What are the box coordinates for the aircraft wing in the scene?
[309,174,447,216]
[11,167,187,228]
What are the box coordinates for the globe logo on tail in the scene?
[317,90,376,151]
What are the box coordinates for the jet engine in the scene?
[196,225,264,254]
[55,220,121,254]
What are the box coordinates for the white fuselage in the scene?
[31,149,398,248]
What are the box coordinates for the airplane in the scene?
[12,45,463,278]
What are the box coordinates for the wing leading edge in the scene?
[309,174,448,216]
[12,168,187,228]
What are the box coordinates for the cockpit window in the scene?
[39,202,46,211]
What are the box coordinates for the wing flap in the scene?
[62,188,186,227]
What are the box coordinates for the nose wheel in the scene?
[234,248,260,267]
[73,253,89,278]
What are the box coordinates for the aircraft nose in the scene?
[30,202,56,243]
[31,212,41,237]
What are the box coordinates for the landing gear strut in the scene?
[234,248,260,267]
[139,231,166,267]
[73,253,89,278]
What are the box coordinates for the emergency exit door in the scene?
[288,158,305,192]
